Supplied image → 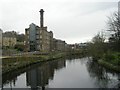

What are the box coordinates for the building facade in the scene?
[25,24,53,52]
[2,37,16,48]
[52,39,66,52]
[1,29,17,49]
[39,27,53,52]
[25,23,36,51]
[25,9,54,52]
[25,9,71,53]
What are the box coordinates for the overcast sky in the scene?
[0,0,119,44]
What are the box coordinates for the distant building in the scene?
[25,9,70,53]
[25,23,38,51]
[65,44,72,52]
[79,43,87,48]
[53,39,66,52]
[68,43,80,51]
[0,29,16,49]
[25,9,53,52]
[25,23,53,52]
[2,35,16,49]
[39,27,53,52]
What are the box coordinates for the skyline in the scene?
[0,0,119,44]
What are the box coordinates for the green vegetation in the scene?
[88,51,120,73]
[2,52,66,74]
[83,12,120,72]
[102,52,120,66]
[2,49,22,56]
[86,32,107,60]
[98,52,120,72]
[14,44,25,51]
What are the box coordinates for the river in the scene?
[2,56,120,89]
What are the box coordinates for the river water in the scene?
[2,57,120,89]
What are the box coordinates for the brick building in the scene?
[25,9,71,53]
[1,30,17,49]
[25,9,53,52]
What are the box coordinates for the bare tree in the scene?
[107,12,120,51]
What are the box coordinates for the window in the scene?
[40,36,42,39]
[27,31,29,34]
[36,35,39,39]
[36,30,39,34]
[40,30,42,34]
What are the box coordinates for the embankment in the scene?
[98,60,120,72]
[2,52,67,75]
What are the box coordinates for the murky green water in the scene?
[2,57,120,89]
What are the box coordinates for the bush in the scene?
[104,53,115,61]
[14,44,25,51]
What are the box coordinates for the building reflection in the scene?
[26,59,66,89]
[2,69,21,88]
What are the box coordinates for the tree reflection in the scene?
[86,58,119,88]
[2,72,18,88]
[2,57,119,89]
[2,58,66,89]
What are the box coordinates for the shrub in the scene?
[104,53,115,62]
[14,44,25,51]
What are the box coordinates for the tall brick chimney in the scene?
[39,9,44,27]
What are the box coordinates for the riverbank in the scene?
[2,52,68,75]
[98,60,120,72]
[98,52,120,72]
[3,56,119,88]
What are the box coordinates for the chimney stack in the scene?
[39,9,44,27]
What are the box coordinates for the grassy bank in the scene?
[98,52,120,72]
[98,60,120,72]
[2,52,66,74]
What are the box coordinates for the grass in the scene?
[2,52,66,74]
[102,52,120,66]
[98,52,120,72]
[98,60,120,72]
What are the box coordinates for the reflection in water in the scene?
[86,57,120,88]
[26,59,65,89]
[2,57,120,89]
[2,58,66,89]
